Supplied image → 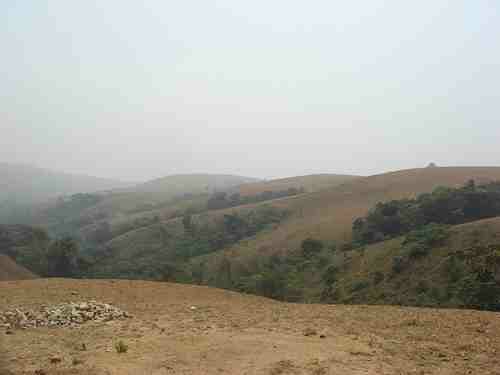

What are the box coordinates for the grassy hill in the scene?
[236,173,359,196]
[24,174,260,240]
[5,166,500,312]
[327,216,500,308]
[186,167,500,293]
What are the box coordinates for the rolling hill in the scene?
[136,173,260,194]
[0,163,131,205]
[15,173,261,240]
[236,173,360,196]
[187,167,500,290]
[328,216,500,307]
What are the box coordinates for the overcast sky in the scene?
[1,1,499,182]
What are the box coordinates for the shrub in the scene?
[351,280,370,292]
[341,243,353,252]
[301,238,324,258]
[415,280,430,294]
[392,256,407,274]
[403,223,449,248]
[316,254,330,269]
[322,265,338,286]
[444,257,466,282]
[114,340,128,354]
[373,271,384,285]
[407,243,430,259]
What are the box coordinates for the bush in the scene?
[322,265,338,286]
[407,243,430,259]
[392,256,407,274]
[415,280,430,294]
[444,257,466,282]
[351,280,370,292]
[114,340,128,354]
[301,238,324,258]
[373,271,384,285]
[403,223,449,248]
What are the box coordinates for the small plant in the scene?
[301,238,324,258]
[114,340,128,354]
[373,271,384,285]
[392,256,407,274]
[351,280,370,292]
[415,280,430,294]
[407,243,430,259]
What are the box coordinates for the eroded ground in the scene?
[1,279,499,375]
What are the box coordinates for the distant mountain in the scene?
[134,174,260,195]
[0,163,132,205]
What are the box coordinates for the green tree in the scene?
[47,237,79,277]
[301,238,323,258]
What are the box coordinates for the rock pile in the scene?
[0,301,131,330]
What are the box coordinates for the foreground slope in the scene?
[1,279,499,375]
[0,255,36,281]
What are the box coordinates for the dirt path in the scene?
[1,279,499,374]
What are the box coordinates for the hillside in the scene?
[236,173,359,196]
[339,216,500,305]
[0,224,51,277]
[1,279,499,375]
[285,216,500,307]
[27,174,260,236]
[187,167,500,289]
[0,255,36,281]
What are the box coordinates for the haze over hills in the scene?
[2,165,500,375]
[0,163,132,204]
[185,166,500,296]
[135,173,261,194]
[2,166,500,309]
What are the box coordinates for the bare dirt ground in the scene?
[1,279,499,375]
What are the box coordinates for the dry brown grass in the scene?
[237,174,359,196]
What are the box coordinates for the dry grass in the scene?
[237,174,360,196]
[197,167,500,272]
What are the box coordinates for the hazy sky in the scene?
[2,1,499,181]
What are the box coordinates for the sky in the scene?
[1,0,499,182]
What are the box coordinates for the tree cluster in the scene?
[353,180,500,246]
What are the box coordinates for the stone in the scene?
[49,355,62,364]
[1,301,130,330]
[303,328,317,337]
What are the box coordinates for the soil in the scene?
[1,279,499,375]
